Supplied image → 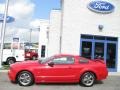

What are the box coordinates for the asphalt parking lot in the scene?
[0,72,120,90]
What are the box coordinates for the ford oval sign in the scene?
[87,1,115,14]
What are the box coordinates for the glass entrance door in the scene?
[80,35,118,72]
[81,41,117,71]
[106,43,116,70]
[81,41,92,59]
[94,42,104,60]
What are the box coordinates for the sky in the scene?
[32,0,61,19]
[0,0,61,43]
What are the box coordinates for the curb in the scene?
[108,72,120,76]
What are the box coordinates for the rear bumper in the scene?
[97,69,108,80]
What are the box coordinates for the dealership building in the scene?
[39,0,120,72]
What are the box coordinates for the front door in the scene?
[40,56,76,82]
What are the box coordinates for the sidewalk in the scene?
[0,70,9,72]
[0,70,120,76]
[108,72,120,76]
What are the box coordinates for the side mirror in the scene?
[48,62,54,67]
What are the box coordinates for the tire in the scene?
[32,56,36,60]
[80,72,95,87]
[17,71,34,86]
[6,58,15,65]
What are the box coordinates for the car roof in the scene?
[53,54,80,57]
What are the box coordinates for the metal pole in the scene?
[0,0,9,68]
[37,26,40,57]
[46,30,49,57]
[59,0,64,54]
[29,29,32,51]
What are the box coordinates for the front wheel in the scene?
[80,72,95,87]
[17,71,34,86]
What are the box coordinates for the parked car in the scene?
[25,49,38,60]
[8,54,108,87]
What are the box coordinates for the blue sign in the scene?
[87,1,115,14]
[0,14,15,23]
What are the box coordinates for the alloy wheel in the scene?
[17,71,34,86]
[81,72,95,87]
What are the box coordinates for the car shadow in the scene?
[36,83,78,86]
[36,81,104,86]
[95,80,104,84]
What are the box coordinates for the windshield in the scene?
[39,56,54,64]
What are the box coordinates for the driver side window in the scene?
[53,57,74,64]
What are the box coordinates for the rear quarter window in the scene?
[79,59,89,64]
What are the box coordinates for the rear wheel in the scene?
[6,58,15,65]
[17,71,34,86]
[32,56,36,60]
[80,72,95,87]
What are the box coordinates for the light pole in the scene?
[29,27,40,51]
[29,29,32,51]
[0,0,9,68]
[46,27,49,57]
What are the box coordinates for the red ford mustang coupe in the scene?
[8,54,108,87]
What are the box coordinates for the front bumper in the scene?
[8,70,16,82]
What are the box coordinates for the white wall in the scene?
[60,0,120,71]
[48,10,61,57]
[38,20,49,58]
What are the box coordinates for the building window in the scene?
[94,36,105,40]
[81,34,93,39]
[106,37,118,41]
